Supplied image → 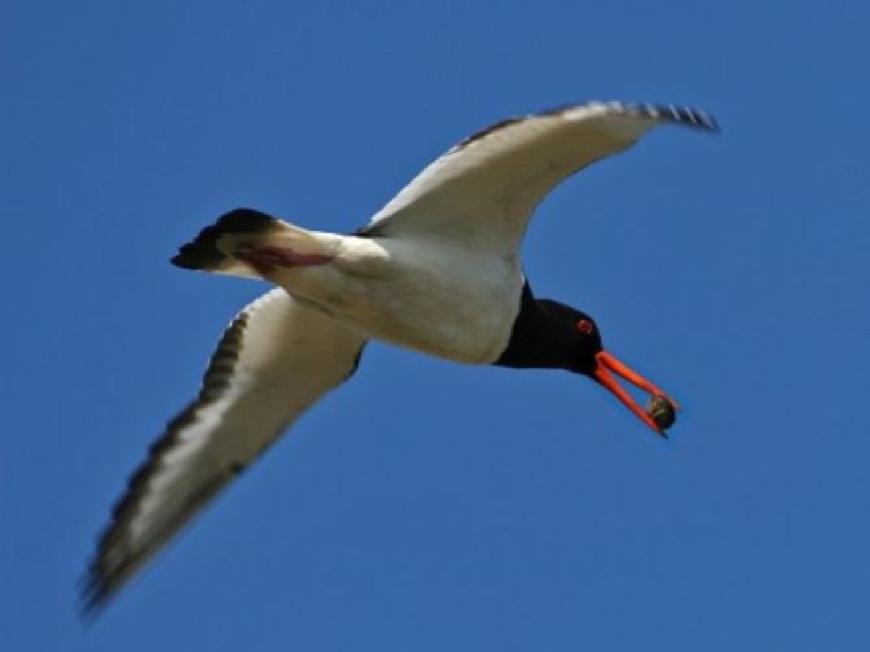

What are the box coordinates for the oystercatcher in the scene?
[83,101,718,612]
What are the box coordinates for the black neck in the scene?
[494,283,578,370]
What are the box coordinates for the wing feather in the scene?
[363,101,718,252]
[82,288,366,613]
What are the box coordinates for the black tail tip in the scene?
[170,243,224,270]
[170,207,277,271]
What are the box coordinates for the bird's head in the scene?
[504,297,677,436]
[538,302,604,375]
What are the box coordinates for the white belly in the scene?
[270,234,523,364]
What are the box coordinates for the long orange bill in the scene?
[593,351,676,437]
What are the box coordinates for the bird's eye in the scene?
[577,319,594,334]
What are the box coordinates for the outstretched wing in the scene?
[82,288,366,613]
[362,101,718,253]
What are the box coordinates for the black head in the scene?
[534,299,603,375]
[494,283,677,435]
[494,285,602,374]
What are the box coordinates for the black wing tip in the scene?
[635,102,721,133]
[542,100,721,133]
[78,518,142,621]
[78,584,106,622]
[77,564,117,622]
[170,207,278,271]
[79,561,139,624]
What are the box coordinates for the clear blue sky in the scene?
[3,1,868,649]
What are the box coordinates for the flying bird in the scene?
[82,100,718,613]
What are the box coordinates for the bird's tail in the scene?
[171,208,333,279]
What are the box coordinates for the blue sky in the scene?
[3,1,869,649]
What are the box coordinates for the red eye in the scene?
[577,319,594,334]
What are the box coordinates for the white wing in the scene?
[363,101,718,253]
[82,288,366,613]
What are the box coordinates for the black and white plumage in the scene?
[83,101,717,613]
[83,289,366,610]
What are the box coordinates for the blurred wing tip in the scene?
[77,570,112,621]
[560,100,721,132]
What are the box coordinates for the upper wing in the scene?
[362,101,718,253]
[81,288,366,614]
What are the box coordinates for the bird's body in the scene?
[252,231,523,363]
[83,100,718,613]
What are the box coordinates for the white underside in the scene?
[263,230,524,364]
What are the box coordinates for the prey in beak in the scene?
[593,351,679,436]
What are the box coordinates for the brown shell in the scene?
[647,395,677,430]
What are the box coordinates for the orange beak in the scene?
[593,351,677,437]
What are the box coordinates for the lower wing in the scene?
[82,288,366,614]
